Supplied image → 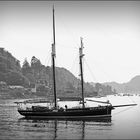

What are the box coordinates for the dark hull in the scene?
[18,106,113,119]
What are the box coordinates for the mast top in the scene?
[79,37,84,57]
[52,5,56,57]
[53,5,55,16]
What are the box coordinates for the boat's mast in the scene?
[79,37,85,108]
[52,6,57,109]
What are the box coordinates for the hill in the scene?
[103,75,140,93]
[0,47,116,99]
[0,48,28,86]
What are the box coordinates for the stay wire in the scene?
[45,48,51,67]
[90,59,114,83]
[84,58,98,83]
[84,58,112,101]
[113,106,135,116]
[57,11,80,50]
[127,95,137,104]
[70,53,79,78]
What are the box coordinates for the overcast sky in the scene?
[1,1,140,83]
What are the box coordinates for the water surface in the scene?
[0,95,140,139]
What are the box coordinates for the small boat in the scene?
[15,6,136,119]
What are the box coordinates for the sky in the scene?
[0,1,140,83]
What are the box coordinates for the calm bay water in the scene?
[0,95,140,139]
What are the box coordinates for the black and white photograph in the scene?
[0,0,140,139]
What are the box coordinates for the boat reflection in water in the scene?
[18,117,112,139]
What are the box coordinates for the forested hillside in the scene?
[103,76,140,93]
[0,48,28,86]
[0,47,116,99]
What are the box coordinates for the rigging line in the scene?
[45,48,51,66]
[90,59,114,82]
[56,42,80,79]
[84,58,111,101]
[113,106,135,116]
[70,53,79,77]
[57,12,80,50]
[126,96,137,104]
[56,42,78,50]
[83,58,98,83]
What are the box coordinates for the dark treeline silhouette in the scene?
[0,48,116,99]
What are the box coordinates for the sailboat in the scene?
[15,7,136,119]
